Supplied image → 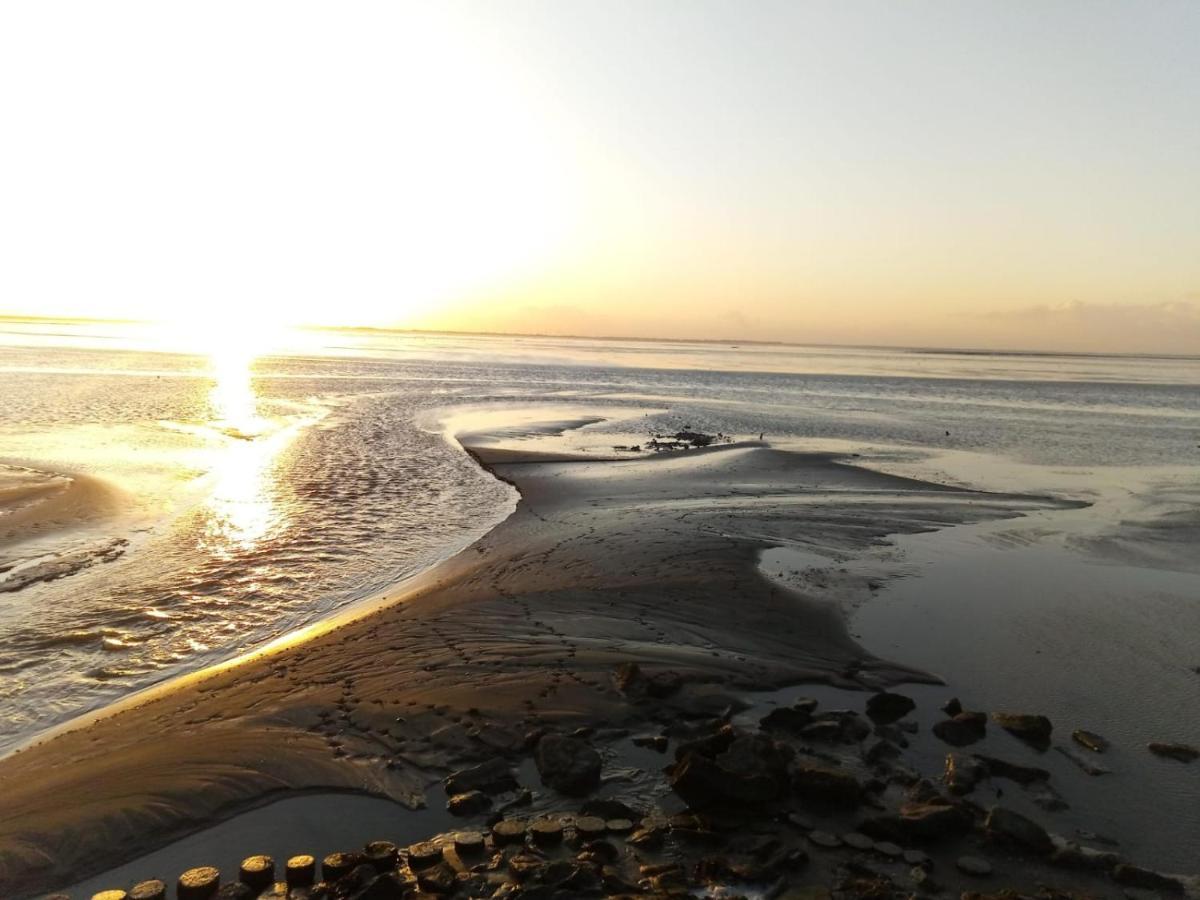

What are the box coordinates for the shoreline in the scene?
[0,428,1084,896]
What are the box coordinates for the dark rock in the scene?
[932,712,987,746]
[865,738,901,764]
[129,881,167,900]
[943,752,986,795]
[799,720,845,743]
[238,855,274,890]
[508,853,546,881]
[1071,729,1109,753]
[647,670,683,697]
[865,691,916,724]
[447,790,492,816]
[984,806,1053,855]
[285,855,315,888]
[992,712,1052,750]
[581,798,639,820]
[1147,741,1199,763]
[874,841,903,859]
[492,819,527,845]
[941,697,963,716]
[808,830,842,848]
[613,661,644,694]
[1054,744,1111,776]
[605,817,634,834]
[973,754,1050,785]
[530,817,564,845]
[534,733,602,795]
[632,733,669,752]
[178,866,221,900]
[405,841,443,869]
[415,861,457,894]
[576,815,607,839]
[321,852,362,882]
[760,706,814,733]
[843,831,875,850]
[955,856,993,877]
[213,885,252,900]
[670,750,773,807]
[362,841,398,873]
[444,757,517,796]
[1112,863,1185,893]
[453,831,485,854]
[895,800,973,840]
[792,763,863,808]
[674,723,737,760]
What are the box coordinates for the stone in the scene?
[492,818,527,845]
[178,866,221,900]
[1054,744,1111,776]
[932,712,987,746]
[454,830,485,854]
[941,697,963,716]
[575,815,607,839]
[874,841,903,858]
[129,881,168,900]
[896,800,973,840]
[903,850,931,867]
[1147,741,1199,763]
[1112,863,1185,893]
[808,830,842,848]
[865,738,902,764]
[632,733,669,752]
[534,734,602,795]
[362,840,398,872]
[673,723,737,760]
[254,886,288,900]
[581,798,639,820]
[447,789,492,816]
[865,691,916,724]
[792,763,863,808]
[444,758,518,796]
[212,886,252,900]
[1071,729,1109,753]
[321,852,362,882]
[405,840,443,869]
[992,712,1052,750]
[955,856,993,876]
[670,733,792,807]
[973,753,1050,785]
[606,817,634,834]
[285,855,316,887]
[943,752,986,795]
[92,892,129,900]
[842,831,875,849]
[984,806,1053,855]
[530,817,565,845]
[416,861,457,894]
[238,855,274,890]
[761,706,815,733]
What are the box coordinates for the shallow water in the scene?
[1,321,1198,777]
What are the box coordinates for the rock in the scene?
[1071,729,1109,753]
[581,798,639,820]
[843,831,875,849]
[405,841,443,869]
[321,851,362,882]
[896,800,973,840]
[760,706,814,733]
[362,841,398,873]
[415,861,457,894]
[1147,741,1199,763]
[808,830,842,848]
[670,750,772,807]
[605,817,634,834]
[530,816,564,845]
[1112,863,1185,893]
[799,720,845,743]
[991,712,1052,750]
[129,881,168,900]
[632,733,669,752]
[647,670,683,697]
[576,815,607,839]
[955,856,993,876]
[865,738,902,764]
[447,789,492,816]
[903,850,931,867]
[613,661,644,694]
[1054,744,1111,776]
[492,818,527,846]
[932,712,986,746]
[865,691,916,724]
[674,723,737,760]
[941,697,963,716]
[984,806,1053,855]
[453,831,485,854]
[212,886,252,900]
[285,856,315,888]
[178,866,221,900]
[238,855,274,890]
[874,841,903,858]
[444,758,518,796]
[943,752,986,795]
[92,891,130,900]
[973,754,1050,785]
[535,733,602,795]
[793,763,863,809]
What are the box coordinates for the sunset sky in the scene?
[2,1,1198,352]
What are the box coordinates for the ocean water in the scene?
[1,321,1199,774]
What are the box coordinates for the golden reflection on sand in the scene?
[201,343,282,558]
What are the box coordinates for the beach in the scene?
[1,327,1199,897]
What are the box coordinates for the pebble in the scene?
[842,832,874,850]
[129,881,167,900]
[903,849,931,868]
[576,815,607,839]
[808,830,842,848]
[956,855,994,876]
[874,841,903,858]
[285,855,315,887]
[177,866,220,900]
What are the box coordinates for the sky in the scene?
[1,1,1198,353]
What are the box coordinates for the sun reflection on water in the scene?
[201,342,284,558]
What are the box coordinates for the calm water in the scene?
[2,322,1199,768]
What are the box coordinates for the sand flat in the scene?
[0,438,1076,897]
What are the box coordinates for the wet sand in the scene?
[0,434,1076,896]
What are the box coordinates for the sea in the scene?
[2,319,1198,867]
